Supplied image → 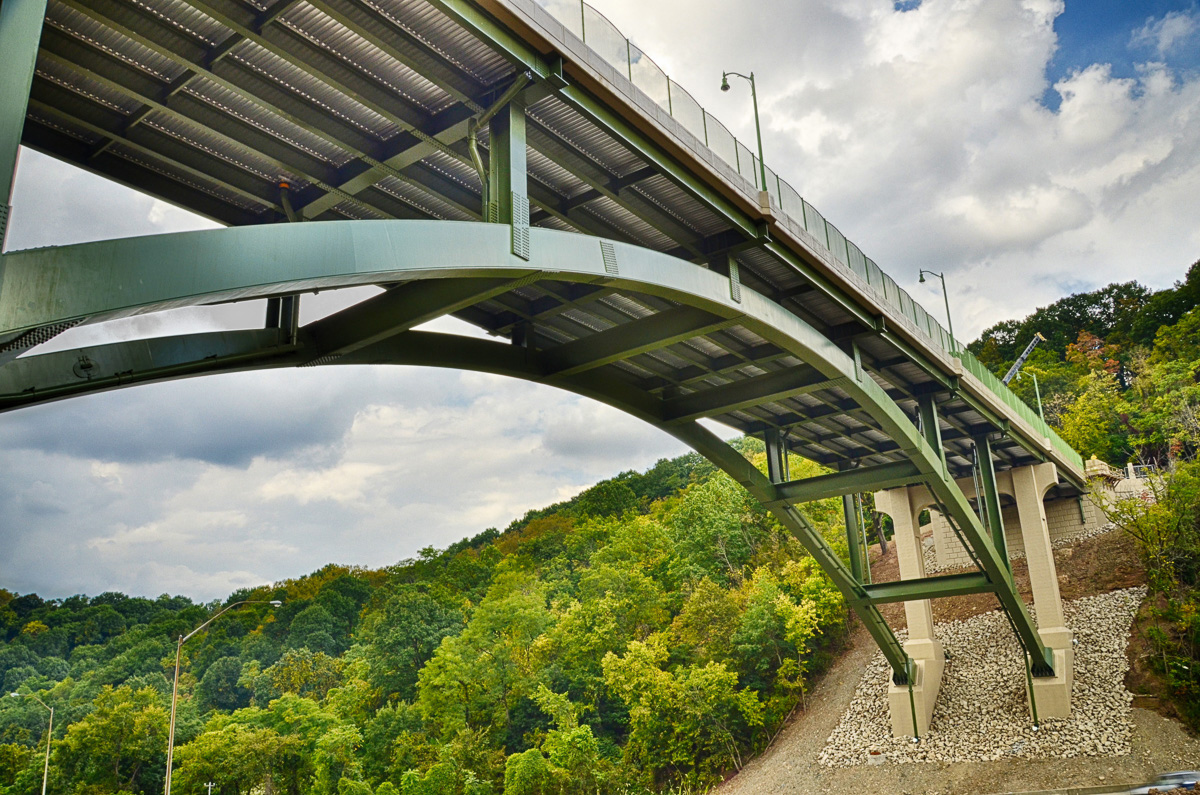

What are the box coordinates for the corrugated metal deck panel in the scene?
[185,77,356,166]
[130,0,235,48]
[632,174,728,238]
[527,95,644,176]
[231,40,402,140]
[372,0,513,86]
[376,174,473,219]
[283,2,455,114]
[46,2,191,83]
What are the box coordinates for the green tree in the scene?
[503,749,550,795]
[1059,371,1130,463]
[263,649,344,700]
[602,636,762,787]
[54,685,168,795]
[287,605,343,655]
[172,724,301,795]
[357,589,462,703]
[416,574,550,743]
[195,656,251,712]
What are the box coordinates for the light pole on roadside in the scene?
[919,269,956,351]
[164,599,281,795]
[720,70,768,195]
[1020,369,1045,423]
[10,691,52,795]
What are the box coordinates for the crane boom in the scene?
[1002,332,1047,385]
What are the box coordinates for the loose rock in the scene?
[817,586,1146,767]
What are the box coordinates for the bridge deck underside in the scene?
[9,0,1073,488]
[0,0,1083,685]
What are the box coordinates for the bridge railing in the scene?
[532,0,1084,473]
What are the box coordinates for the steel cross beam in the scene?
[540,305,736,379]
[0,220,1057,680]
[771,460,925,504]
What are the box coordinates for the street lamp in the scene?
[10,691,52,795]
[720,70,768,196]
[918,269,956,352]
[1020,369,1045,423]
[164,599,281,795]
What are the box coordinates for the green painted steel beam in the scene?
[771,460,925,504]
[763,427,788,483]
[0,220,1054,679]
[976,433,1009,570]
[0,0,49,246]
[0,330,299,410]
[843,492,864,581]
[918,393,949,479]
[299,108,477,220]
[488,94,529,259]
[525,118,703,255]
[661,367,836,424]
[302,275,537,362]
[541,305,736,379]
[857,572,994,604]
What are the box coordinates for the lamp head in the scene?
[720,75,730,92]
[270,600,282,607]
[918,272,926,283]
[9,693,19,698]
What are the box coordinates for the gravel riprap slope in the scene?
[818,587,1146,767]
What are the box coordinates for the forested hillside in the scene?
[0,444,851,795]
[970,261,1200,465]
[3,260,1199,795]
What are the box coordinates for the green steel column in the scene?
[0,0,48,249]
[488,95,530,260]
[975,434,1009,570]
[917,394,946,477]
[843,490,864,582]
[763,428,788,484]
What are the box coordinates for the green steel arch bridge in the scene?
[0,0,1088,734]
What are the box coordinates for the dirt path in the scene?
[716,531,1200,795]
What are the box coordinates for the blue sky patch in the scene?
[1043,1,1200,109]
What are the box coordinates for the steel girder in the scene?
[420,0,1086,490]
[0,220,1056,679]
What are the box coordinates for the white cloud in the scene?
[1131,9,1200,57]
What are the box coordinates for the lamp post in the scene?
[1020,369,1045,423]
[918,269,956,351]
[164,600,281,795]
[10,691,52,795]
[720,70,768,195]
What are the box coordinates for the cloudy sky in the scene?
[2,0,1199,601]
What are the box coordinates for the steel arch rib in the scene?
[0,221,1054,676]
